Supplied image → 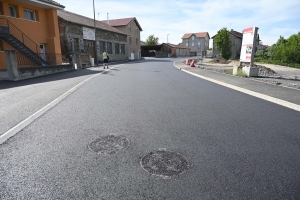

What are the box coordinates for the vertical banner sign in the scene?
[83,27,95,41]
[240,27,258,65]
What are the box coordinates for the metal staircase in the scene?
[0,18,49,66]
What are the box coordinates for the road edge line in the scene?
[0,65,121,145]
[173,61,300,112]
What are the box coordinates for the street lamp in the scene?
[93,0,98,66]
[167,34,169,43]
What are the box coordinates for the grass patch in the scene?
[225,69,233,74]
[236,69,248,77]
[225,68,247,77]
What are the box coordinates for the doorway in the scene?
[40,44,46,61]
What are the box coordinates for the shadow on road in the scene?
[0,59,176,90]
[0,68,106,90]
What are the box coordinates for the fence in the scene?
[16,52,63,66]
[0,18,45,55]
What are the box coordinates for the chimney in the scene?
[107,13,109,25]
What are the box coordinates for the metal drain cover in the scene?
[88,135,129,155]
[140,150,189,178]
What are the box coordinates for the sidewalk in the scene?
[174,60,300,107]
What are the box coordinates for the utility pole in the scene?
[167,34,169,43]
[93,0,98,66]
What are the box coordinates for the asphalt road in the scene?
[1,59,300,199]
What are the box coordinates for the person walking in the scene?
[103,50,109,69]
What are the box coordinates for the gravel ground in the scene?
[193,59,300,90]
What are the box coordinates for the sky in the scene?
[57,0,300,47]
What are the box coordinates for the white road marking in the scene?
[0,65,122,144]
[174,61,300,112]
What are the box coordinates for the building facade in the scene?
[104,17,143,60]
[0,0,65,70]
[58,10,128,65]
[212,29,243,59]
[181,32,210,56]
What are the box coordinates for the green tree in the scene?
[214,28,232,59]
[146,34,159,45]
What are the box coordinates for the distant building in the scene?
[212,28,262,59]
[257,42,269,50]
[58,9,128,66]
[181,32,210,56]
[141,43,191,58]
[103,17,143,60]
[140,41,146,46]
[212,29,243,59]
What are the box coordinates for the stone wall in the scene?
[58,18,128,64]
[18,65,74,80]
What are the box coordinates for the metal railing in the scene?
[0,18,45,54]
[16,52,63,66]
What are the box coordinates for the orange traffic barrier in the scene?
[185,59,190,65]
[190,60,195,67]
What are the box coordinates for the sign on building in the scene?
[83,27,95,41]
[240,27,258,66]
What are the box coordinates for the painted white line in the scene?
[0,65,121,145]
[173,61,300,112]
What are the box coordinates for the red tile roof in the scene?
[57,10,127,35]
[164,43,189,49]
[211,30,243,39]
[182,32,210,39]
[102,17,143,31]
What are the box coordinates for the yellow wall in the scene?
[0,0,62,68]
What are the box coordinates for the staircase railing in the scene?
[0,18,45,55]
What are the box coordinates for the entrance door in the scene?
[40,44,46,61]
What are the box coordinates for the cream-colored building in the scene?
[181,32,210,57]
[103,17,143,60]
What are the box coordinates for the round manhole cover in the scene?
[88,135,129,155]
[140,150,189,178]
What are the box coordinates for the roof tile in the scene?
[102,17,143,31]
[182,32,209,39]
[57,10,126,35]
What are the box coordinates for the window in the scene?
[136,28,138,34]
[24,9,35,21]
[186,43,188,47]
[100,41,105,53]
[107,42,112,54]
[74,38,80,52]
[121,44,125,54]
[192,36,194,40]
[128,26,131,32]
[136,38,138,45]
[83,40,94,53]
[198,42,201,49]
[129,37,131,45]
[0,2,4,15]
[115,43,120,54]
[192,42,194,47]
[9,5,16,17]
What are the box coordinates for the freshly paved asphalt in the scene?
[1,58,300,199]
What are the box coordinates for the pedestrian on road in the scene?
[103,50,109,69]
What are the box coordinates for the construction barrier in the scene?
[185,59,190,65]
[190,60,195,67]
